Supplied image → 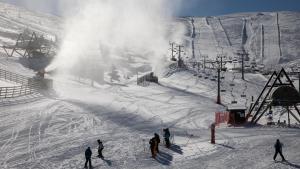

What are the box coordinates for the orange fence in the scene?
[215,112,230,126]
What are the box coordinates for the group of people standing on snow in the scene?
[84,139,104,168]
[83,130,286,168]
[149,128,171,158]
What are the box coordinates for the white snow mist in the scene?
[48,0,179,80]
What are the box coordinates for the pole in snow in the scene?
[211,123,215,144]
[217,68,221,104]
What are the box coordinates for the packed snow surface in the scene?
[0,2,299,169]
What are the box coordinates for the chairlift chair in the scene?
[221,89,226,92]
[231,100,238,104]
[230,83,235,87]
[241,94,247,98]
[221,68,227,71]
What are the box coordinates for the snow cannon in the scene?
[30,69,53,90]
[137,72,158,86]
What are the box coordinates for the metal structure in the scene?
[236,49,249,80]
[216,54,227,104]
[2,30,56,59]
[247,68,300,124]
[0,69,36,99]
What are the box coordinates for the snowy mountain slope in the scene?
[0,68,299,169]
[0,3,299,169]
[190,12,300,68]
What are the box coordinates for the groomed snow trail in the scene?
[0,71,299,169]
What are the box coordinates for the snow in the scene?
[0,3,299,169]
[0,79,18,87]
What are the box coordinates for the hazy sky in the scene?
[1,0,300,16]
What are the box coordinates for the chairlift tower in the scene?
[177,45,185,68]
[216,54,227,105]
[169,42,177,61]
[236,49,249,80]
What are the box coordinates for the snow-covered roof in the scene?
[227,104,247,110]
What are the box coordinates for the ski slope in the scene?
[0,2,299,169]
[0,66,299,169]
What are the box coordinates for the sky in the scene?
[1,0,300,17]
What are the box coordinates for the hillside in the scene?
[185,12,300,68]
[0,3,299,169]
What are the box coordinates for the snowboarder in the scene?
[154,133,160,153]
[84,147,93,168]
[163,128,171,148]
[97,139,104,158]
[273,139,286,161]
[149,136,157,158]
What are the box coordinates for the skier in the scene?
[163,128,171,148]
[97,139,104,158]
[149,136,157,158]
[154,133,160,153]
[84,147,93,168]
[273,139,286,161]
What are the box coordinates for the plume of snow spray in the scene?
[47,0,184,79]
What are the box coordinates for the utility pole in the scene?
[217,67,221,104]
[202,55,208,71]
[216,54,226,105]
[237,49,249,80]
[177,45,185,68]
[169,42,176,61]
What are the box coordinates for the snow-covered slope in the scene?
[0,3,299,169]
[190,12,300,68]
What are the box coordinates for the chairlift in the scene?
[221,89,226,92]
[253,67,260,72]
[231,100,238,104]
[241,94,247,98]
[221,68,227,71]
[257,64,265,69]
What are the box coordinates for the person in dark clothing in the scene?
[85,147,93,168]
[273,139,286,161]
[154,133,160,153]
[149,137,157,158]
[97,139,104,158]
[163,128,171,148]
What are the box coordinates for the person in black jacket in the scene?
[84,147,93,168]
[273,139,286,161]
[154,133,160,153]
[149,137,157,158]
[163,128,171,148]
[97,139,104,158]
